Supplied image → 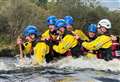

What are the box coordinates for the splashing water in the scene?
[46,56,120,72]
[0,57,120,82]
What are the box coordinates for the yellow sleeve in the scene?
[82,35,112,50]
[33,42,49,64]
[41,30,50,40]
[53,34,78,54]
[73,29,89,41]
[23,42,32,55]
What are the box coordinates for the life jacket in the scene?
[41,30,50,40]
[22,36,41,56]
[112,40,120,57]
[41,29,59,40]
[23,41,32,56]
[41,30,60,63]
[85,33,99,58]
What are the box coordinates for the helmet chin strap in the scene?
[26,35,33,42]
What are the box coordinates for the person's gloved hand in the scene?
[45,39,53,46]
[17,37,23,45]
[111,35,117,41]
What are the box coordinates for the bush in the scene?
[0,0,119,44]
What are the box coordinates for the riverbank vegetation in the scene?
[0,0,120,56]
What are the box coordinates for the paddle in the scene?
[17,36,25,65]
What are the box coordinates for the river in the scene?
[0,57,120,82]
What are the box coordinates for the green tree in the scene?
[0,0,48,41]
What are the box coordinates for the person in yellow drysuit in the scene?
[53,19,85,57]
[64,16,89,41]
[41,16,58,41]
[53,29,90,58]
[53,18,91,58]
[49,19,70,59]
[82,19,113,61]
[64,16,89,57]
[64,16,74,34]
[55,19,71,39]
[17,25,49,65]
[83,24,98,58]
[63,16,76,56]
[41,16,60,63]
[54,19,76,57]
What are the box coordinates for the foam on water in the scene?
[0,58,16,71]
[0,62,8,70]
[46,56,120,72]
[0,57,120,82]
[1,56,120,73]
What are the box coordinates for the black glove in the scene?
[45,39,54,46]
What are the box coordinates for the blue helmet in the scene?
[88,24,97,32]
[64,16,74,26]
[23,25,40,37]
[47,16,57,25]
[55,19,66,29]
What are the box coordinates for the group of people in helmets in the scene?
[17,15,120,65]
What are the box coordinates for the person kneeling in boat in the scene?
[82,19,113,61]
[41,16,58,41]
[41,16,60,63]
[17,25,49,65]
[63,16,74,34]
[52,29,87,58]
[111,35,120,58]
[53,17,92,58]
[83,24,100,59]
[48,19,71,59]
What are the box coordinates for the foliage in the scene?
[0,0,119,44]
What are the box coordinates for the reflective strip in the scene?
[115,50,120,56]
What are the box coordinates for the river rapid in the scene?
[0,57,120,82]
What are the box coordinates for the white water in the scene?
[1,56,120,73]
[0,56,120,72]
[0,57,16,71]
[0,57,120,82]
[46,56,120,72]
